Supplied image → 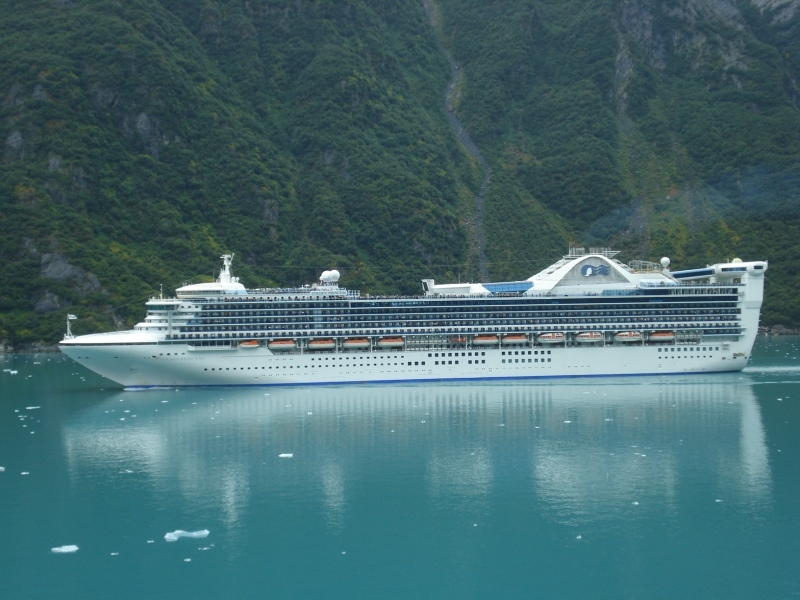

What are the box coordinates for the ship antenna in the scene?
[64,313,77,340]
[160,284,163,300]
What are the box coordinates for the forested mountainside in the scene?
[1,0,799,348]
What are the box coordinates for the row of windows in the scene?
[204,361,427,371]
[659,346,719,352]
[184,290,739,311]
[184,306,740,320]
[503,358,551,363]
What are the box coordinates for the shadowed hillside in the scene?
[2,0,799,348]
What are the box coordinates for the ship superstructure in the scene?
[59,249,768,388]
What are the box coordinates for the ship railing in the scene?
[638,281,743,288]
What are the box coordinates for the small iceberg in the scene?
[164,530,209,542]
[52,545,79,553]
[279,453,293,458]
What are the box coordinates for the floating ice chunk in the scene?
[576,535,582,540]
[52,545,79,553]
[279,454,293,458]
[2,369,9,372]
[184,558,191,562]
[164,530,210,542]
[0,467,4,472]
[21,472,29,475]
[716,499,723,503]
[564,420,571,424]
[632,501,639,506]
[307,412,312,415]
[9,371,17,375]
[110,552,119,556]
[26,406,40,410]
[147,540,154,544]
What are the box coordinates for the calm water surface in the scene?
[1,336,798,599]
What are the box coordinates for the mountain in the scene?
[1,0,799,348]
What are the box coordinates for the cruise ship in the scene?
[59,248,767,388]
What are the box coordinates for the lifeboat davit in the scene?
[502,334,528,345]
[537,332,565,344]
[449,336,467,345]
[239,339,259,348]
[343,337,370,350]
[575,332,603,343]
[268,339,296,351]
[308,338,336,351]
[378,337,404,349]
[614,331,642,343]
[649,331,675,342]
[472,335,499,346]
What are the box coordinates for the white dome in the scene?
[320,270,340,283]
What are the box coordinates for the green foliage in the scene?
[0,0,474,345]
[2,0,800,348]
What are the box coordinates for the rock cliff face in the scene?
[0,0,799,347]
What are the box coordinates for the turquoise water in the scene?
[1,337,798,599]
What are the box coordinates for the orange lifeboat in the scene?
[649,331,675,342]
[268,339,296,351]
[614,331,642,343]
[449,336,467,345]
[575,332,603,344]
[378,337,404,349]
[342,337,370,350]
[472,334,499,346]
[537,332,565,344]
[239,339,259,348]
[308,338,336,351]
[502,334,528,345]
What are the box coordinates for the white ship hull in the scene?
[60,338,753,389]
[59,250,766,388]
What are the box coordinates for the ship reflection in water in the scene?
[60,375,771,531]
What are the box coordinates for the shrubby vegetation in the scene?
[1,0,799,347]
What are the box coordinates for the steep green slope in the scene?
[434,0,800,321]
[0,0,477,346]
[2,0,799,348]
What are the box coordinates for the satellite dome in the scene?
[732,258,743,264]
[660,257,670,269]
[320,270,340,283]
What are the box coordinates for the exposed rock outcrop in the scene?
[39,253,106,296]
